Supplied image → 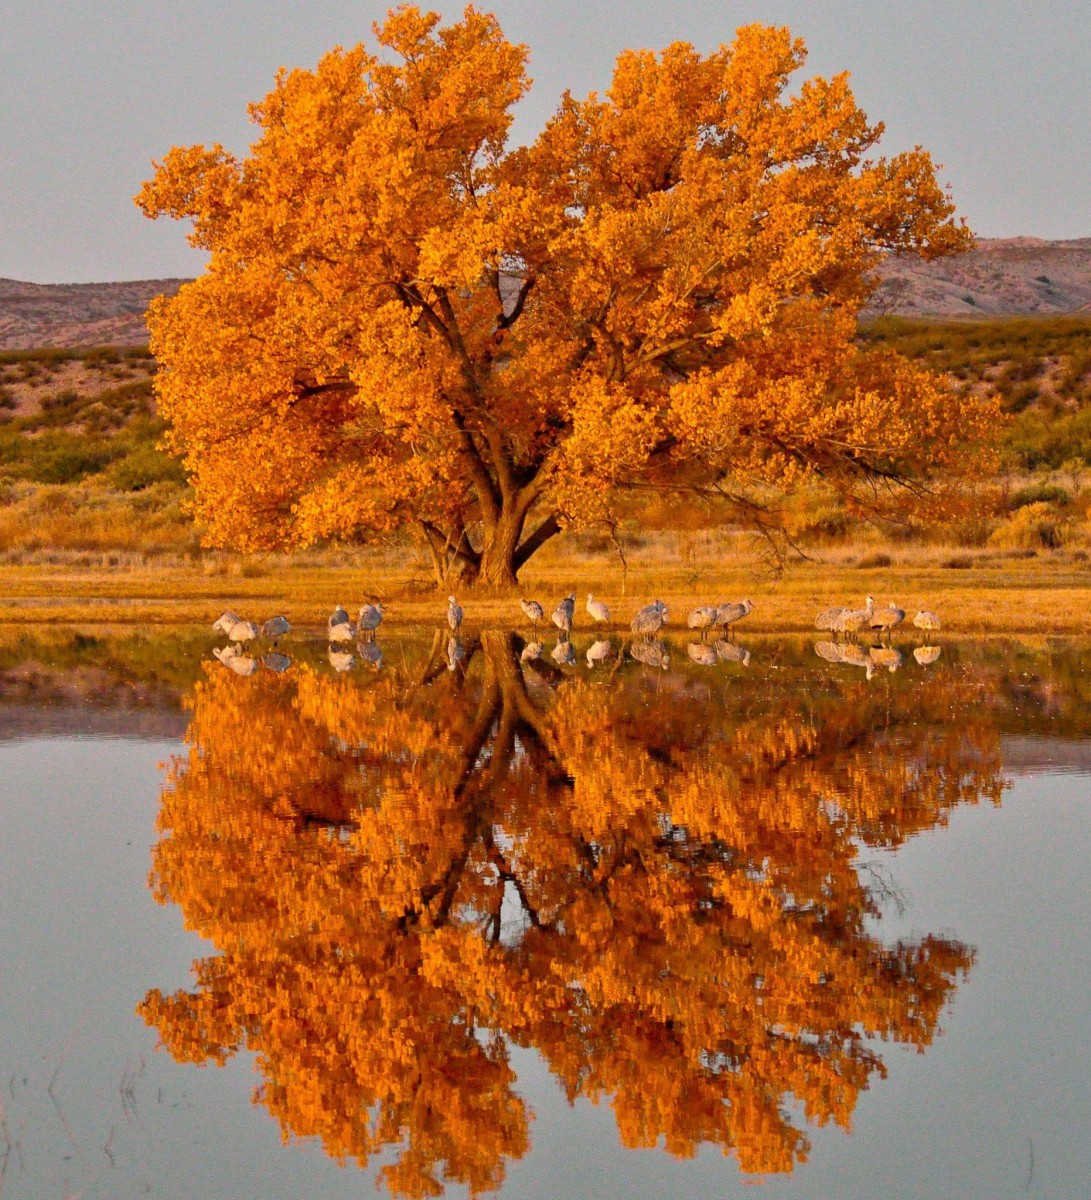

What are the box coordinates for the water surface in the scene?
[0,629,1088,1198]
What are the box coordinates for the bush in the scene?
[107,445,188,491]
[1008,482,1072,511]
[856,552,893,568]
[988,502,1069,550]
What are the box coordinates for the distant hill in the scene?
[870,237,1091,317]
[0,277,186,350]
[0,239,1089,350]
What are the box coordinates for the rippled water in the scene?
[0,628,1089,1199]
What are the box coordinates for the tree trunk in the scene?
[478,510,523,588]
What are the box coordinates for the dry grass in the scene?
[0,530,1089,634]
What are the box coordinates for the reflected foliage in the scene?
[142,632,1007,1196]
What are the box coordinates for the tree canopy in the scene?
[137,6,994,584]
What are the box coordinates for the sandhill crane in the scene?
[914,645,942,666]
[213,645,257,676]
[629,638,669,669]
[261,651,292,673]
[714,640,751,666]
[834,596,874,637]
[717,598,753,638]
[214,616,258,647]
[552,593,576,634]
[328,609,355,643]
[815,606,846,632]
[447,595,463,633]
[551,637,576,666]
[870,602,905,638]
[687,642,718,666]
[328,646,355,673]
[630,599,667,637]
[520,599,544,628]
[520,641,543,663]
[260,615,291,643]
[914,610,942,632]
[586,594,610,623]
[869,645,903,673]
[359,640,384,669]
[586,638,614,667]
[687,606,719,640]
[213,611,242,635]
[357,602,385,640]
[446,636,464,671]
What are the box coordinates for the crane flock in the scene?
[209,591,942,679]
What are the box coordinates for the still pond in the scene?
[0,628,1088,1199]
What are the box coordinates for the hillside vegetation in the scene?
[2,317,1091,571]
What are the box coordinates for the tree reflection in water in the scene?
[141,632,1004,1197]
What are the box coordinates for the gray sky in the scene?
[2,0,1088,283]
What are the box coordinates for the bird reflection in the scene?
[585,638,614,668]
[212,645,257,675]
[629,638,669,669]
[551,636,576,666]
[687,641,718,666]
[145,634,1004,1199]
[261,651,292,674]
[914,645,943,665]
[328,646,355,673]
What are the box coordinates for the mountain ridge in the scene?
[1,237,1089,350]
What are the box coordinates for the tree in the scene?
[137,6,993,586]
[141,637,1003,1195]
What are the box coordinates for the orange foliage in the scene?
[141,635,1003,1195]
[137,8,992,585]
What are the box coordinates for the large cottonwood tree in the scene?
[138,6,992,585]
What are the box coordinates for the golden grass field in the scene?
[0,532,1087,635]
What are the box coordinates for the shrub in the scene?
[856,552,893,568]
[988,501,1069,550]
[1008,482,1072,511]
[107,445,188,491]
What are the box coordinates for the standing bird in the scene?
[261,615,291,643]
[357,602,385,641]
[815,605,846,632]
[520,598,545,628]
[717,598,753,637]
[630,599,668,637]
[869,601,905,639]
[215,615,259,648]
[552,593,576,634]
[687,606,720,640]
[447,595,464,634]
[914,610,942,633]
[834,596,875,637]
[328,608,355,643]
[585,594,610,624]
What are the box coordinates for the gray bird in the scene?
[261,615,291,642]
[814,606,846,632]
[585,594,611,623]
[630,599,668,637]
[520,598,545,627]
[552,593,576,634]
[914,610,942,632]
[717,598,753,636]
[687,606,720,639]
[869,601,905,638]
[629,638,670,669]
[833,596,875,636]
[357,602,385,640]
[585,638,615,667]
[328,608,356,643]
[447,595,463,633]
